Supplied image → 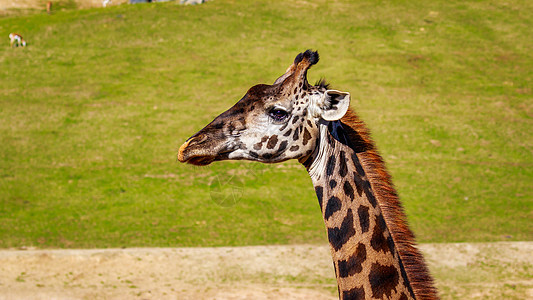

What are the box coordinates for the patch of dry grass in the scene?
[0,0,128,16]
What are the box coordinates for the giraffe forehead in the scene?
[228,83,323,120]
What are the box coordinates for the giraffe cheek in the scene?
[277,140,288,153]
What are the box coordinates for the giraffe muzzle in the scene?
[178,134,224,166]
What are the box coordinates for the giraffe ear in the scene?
[320,90,351,121]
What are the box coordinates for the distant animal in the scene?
[46,1,52,14]
[9,33,26,47]
[103,0,111,7]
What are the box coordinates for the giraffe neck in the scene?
[302,118,426,300]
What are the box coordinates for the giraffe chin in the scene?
[184,155,216,166]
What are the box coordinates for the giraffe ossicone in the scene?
[178,50,439,300]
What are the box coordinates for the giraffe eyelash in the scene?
[268,107,289,122]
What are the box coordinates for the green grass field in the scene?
[0,0,531,248]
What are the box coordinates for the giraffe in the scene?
[178,50,439,300]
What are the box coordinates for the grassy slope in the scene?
[0,0,531,248]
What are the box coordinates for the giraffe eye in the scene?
[269,108,289,121]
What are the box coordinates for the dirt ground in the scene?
[0,242,531,299]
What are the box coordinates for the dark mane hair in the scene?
[340,108,439,300]
[314,78,331,90]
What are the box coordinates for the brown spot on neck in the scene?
[327,209,356,251]
[337,243,366,277]
[368,262,400,299]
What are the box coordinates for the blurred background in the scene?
[0,0,531,298]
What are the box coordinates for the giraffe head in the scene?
[178,50,351,166]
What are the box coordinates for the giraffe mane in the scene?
[340,108,439,300]
[314,78,331,90]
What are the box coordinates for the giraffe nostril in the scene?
[188,134,208,146]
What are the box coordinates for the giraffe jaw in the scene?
[180,154,216,166]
